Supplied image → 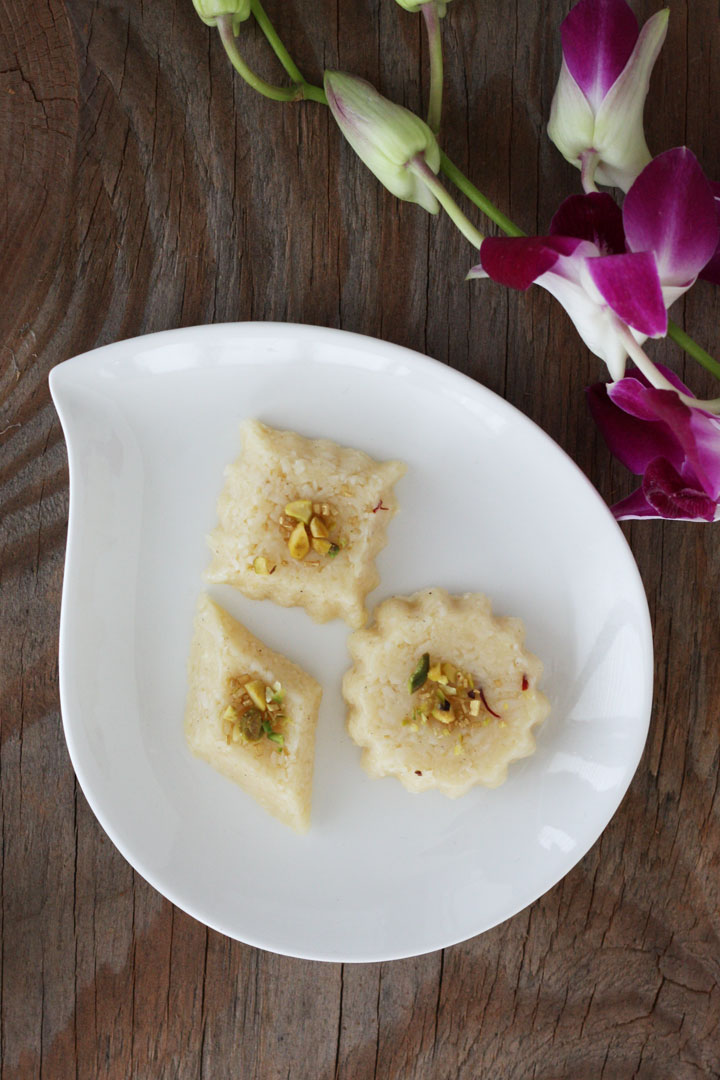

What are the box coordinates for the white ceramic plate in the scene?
[50,322,652,963]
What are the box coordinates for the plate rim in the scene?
[49,320,654,962]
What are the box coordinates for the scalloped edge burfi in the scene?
[205,420,406,628]
[343,588,550,797]
[185,594,322,832]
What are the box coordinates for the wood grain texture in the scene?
[1,0,719,1077]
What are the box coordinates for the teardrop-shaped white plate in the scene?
[49,322,652,962]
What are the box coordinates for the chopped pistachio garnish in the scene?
[279,497,343,562]
[309,515,329,538]
[222,674,289,751]
[253,555,275,575]
[408,652,430,693]
[427,664,447,685]
[238,706,264,742]
[403,656,506,730]
[245,680,267,711]
[288,521,311,559]
[265,682,285,705]
[284,499,313,524]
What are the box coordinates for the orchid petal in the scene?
[607,376,720,499]
[547,60,596,169]
[642,457,718,520]
[593,9,669,191]
[699,182,720,284]
[561,0,638,110]
[683,412,720,501]
[549,192,626,253]
[610,486,658,519]
[659,283,688,312]
[610,477,719,520]
[699,250,720,284]
[472,236,584,290]
[622,148,719,284]
[585,252,666,336]
[537,266,628,379]
[609,361,693,401]
[586,379,685,474]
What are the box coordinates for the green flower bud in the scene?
[192,0,251,31]
[394,0,453,16]
[324,71,441,214]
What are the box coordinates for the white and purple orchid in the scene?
[547,0,669,193]
[587,368,720,521]
[468,148,719,381]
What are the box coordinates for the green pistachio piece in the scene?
[408,652,430,693]
[238,707,263,742]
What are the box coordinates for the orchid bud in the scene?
[192,0,251,31]
[394,0,453,15]
[547,0,669,192]
[324,71,441,214]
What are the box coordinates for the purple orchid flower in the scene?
[587,366,720,521]
[468,148,719,381]
[547,0,669,193]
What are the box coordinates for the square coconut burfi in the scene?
[205,420,406,628]
[185,594,322,833]
[343,589,550,797]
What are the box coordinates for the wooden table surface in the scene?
[2,1,719,1076]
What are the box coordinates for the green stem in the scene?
[439,151,525,237]
[422,3,443,136]
[217,15,301,101]
[249,0,328,104]
[409,155,484,248]
[667,320,720,382]
[250,0,303,82]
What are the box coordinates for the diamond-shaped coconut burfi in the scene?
[205,420,406,628]
[343,589,550,796]
[185,594,322,832]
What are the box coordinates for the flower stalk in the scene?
[216,14,302,101]
[580,150,600,193]
[667,321,720,383]
[249,0,327,104]
[439,153,525,238]
[619,327,720,413]
[408,155,484,247]
[422,3,444,135]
